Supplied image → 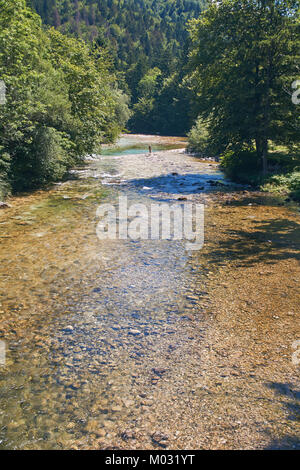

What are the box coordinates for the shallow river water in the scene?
[0,135,299,449]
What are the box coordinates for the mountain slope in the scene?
[28,0,205,77]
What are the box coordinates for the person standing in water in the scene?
[148,145,152,155]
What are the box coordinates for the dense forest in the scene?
[28,0,206,134]
[28,1,205,71]
[188,0,300,201]
[0,0,299,200]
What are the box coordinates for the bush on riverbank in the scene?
[220,146,300,201]
[187,117,211,156]
[220,149,261,184]
[221,149,262,186]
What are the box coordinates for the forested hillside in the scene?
[28,1,205,73]
[28,0,206,134]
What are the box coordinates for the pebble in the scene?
[122,399,134,407]
[0,201,12,209]
[152,368,167,377]
[128,329,142,336]
[111,405,122,412]
[120,430,136,441]
[85,419,101,434]
[151,432,169,445]
[63,325,74,332]
[186,294,198,301]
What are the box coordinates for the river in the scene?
[0,135,299,449]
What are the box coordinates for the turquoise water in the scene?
[101,135,187,157]
[101,143,185,157]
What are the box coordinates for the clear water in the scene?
[101,135,187,157]
[101,144,186,157]
[0,136,222,449]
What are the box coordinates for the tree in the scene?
[189,0,300,173]
[0,0,71,190]
[0,0,130,193]
[29,0,207,122]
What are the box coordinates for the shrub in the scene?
[262,172,300,201]
[187,118,210,156]
[0,152,11,199]
[11,127,73,191]
[220,149,261,184]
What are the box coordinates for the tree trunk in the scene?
[256,138,268,175]
[262,139,268,175]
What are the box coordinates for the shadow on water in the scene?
[126,172,226,194]
[206,217,300,267]
[264,435,300,449]
[264,382,300,449]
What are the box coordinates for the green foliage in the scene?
[129,68,197,135]
[220,149,261,184]
[221,144,300,201]
[138,68,162,99]
[0,152,11,199]
[130,97,156,134]
[187,117,210,155]
[46,28,128,152]
[129,68,162,133]
[0,0,129,193]
[188,0,300,171]
[113,89,132,133]
[263,171,300,201]
[267,145,300,173]
[150,72,197,135]
[29,0,206,133]
[11,126,72,190]
[29,0,206,78]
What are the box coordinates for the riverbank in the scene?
[218,146,300,203]
[0,137,299,449]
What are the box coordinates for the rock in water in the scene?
[128,329,142,336]
[0,201,11,209]
[120,430,136,441]
[151,432,169,447]
[152,368,167,377]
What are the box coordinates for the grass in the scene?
[259,145,300,201]
[261,171,300,202]
[221,144,300,202]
